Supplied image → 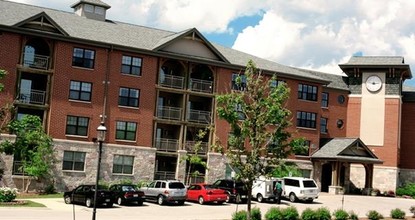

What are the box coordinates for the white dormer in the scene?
[71,0,111,21]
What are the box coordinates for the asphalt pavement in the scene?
[1,193,414,220]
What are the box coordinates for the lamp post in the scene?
[92,123,106,220]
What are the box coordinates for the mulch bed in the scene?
[0,200,28,206]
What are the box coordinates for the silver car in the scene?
[141,180,187,205]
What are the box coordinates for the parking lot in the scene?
[1,193,414,220]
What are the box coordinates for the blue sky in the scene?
[9,0,415,87]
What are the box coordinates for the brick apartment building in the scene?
[0,0,414,193]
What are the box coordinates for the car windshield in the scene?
[122,185,137,191]
[303,180,317,188]
[169,182,185,189]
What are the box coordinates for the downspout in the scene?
[102,45,112,124]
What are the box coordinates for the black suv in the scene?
[212,179,248,204]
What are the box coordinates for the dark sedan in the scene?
[64,184,113,208]
[109,184,145,205]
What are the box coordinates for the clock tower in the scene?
[339,56,412,190]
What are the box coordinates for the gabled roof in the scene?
[311,138,383,164]
[292,67,349,91]
[13,12,68,36]
[153,28,230,63]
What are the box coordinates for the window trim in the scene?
[115,121,137,141]
[72,47,95,69]
[321,92,329,108]
[62,150,86,171]
[231,73,247,91]
[65,115,89,136]
[112,154,134,174]
[320,117,328,134]
[69,80,92,102]
[121,55,143,76]
[298,83,318,101]
[296,111,317,129]
[118,87,140,108]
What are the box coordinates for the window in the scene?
[66,115,89,136]
[121,55,142,76]
[84,4,94,12]
[321,117,328,133]
[69,80,92,101]
[296,111,317,128]
[321,92,328,108]
[295,140,310,156]
[271,79,286,88]
[235,103,245,120]
[298,84,318,101]
[118,87,140,107]
[231,73,246,91]
[116,121,137,141]
[72,47,95,69]
[62,151,86,171]
[94,6,105,15]
[338,95,345,104]
[113,155,134,174]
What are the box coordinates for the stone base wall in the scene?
[398,168,415,186]
[350,164,398,192]
[206,153,227,184]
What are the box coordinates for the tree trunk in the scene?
[247,187,252,220]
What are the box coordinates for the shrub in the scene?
[333,209,348,220]
[265,207,283,220]
[366,210,383,220]
[396,182,415,198]
[315,207,331,220]
[390,208,405,219]
[43,184,56,194]
[251,207,262,220]
[232,210,247,220]
[301,208,317,220]
[348,211,358,220]
[281,207,299,220]
[410,206,415,217]
[0,187,18,202]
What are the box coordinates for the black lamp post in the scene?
[92,123,106,220]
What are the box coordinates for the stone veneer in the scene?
[398,168,415,186]
[206,152,228,183]
[350,164,398,192]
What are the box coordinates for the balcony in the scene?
[159,74,185,89]
[185,141,208,154]
[154,171,176,180]
[155,138,179,152]
[187,109,211,124]
[23,54,50,70]
[19,89,46,105]
[157,106,182,120]
[189,78,213,93]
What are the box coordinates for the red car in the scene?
[186,183,227,205]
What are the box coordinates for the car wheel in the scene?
[306,199,313,203]
[198,196,204,205]
[289,193,297,203]
[86,198,93,208]
[177,200,185,205]
[106,202,113,208]
[117,197,123,205]
[136,201,143,206]
[257,193,264,203]
[64,195,72,204]
[157,195,164,205]
[225,194,230,203]
[235,194,242,204]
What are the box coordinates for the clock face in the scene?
[365,75,382,92]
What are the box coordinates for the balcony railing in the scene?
[189,78,213,93]
[23,54,50,70]
[155,138,179,152]
[157,106,182,120]
[185,141,208,154]
[159,74,185,89]
[12,161,24,175]
[19,89,46,105]
[154,171,176,180]
[185,173,205,185]
[187,109,211,124]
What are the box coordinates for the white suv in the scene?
[281,177,319,203]
[141,180,187,205]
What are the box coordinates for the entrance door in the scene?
[321,163,332,192]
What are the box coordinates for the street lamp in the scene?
[92,123,106,220]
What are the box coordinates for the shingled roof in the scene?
[0,0,329,83]
[311,138,382,164]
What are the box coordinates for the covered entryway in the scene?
[311,138,383,194]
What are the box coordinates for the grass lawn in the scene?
[0,200,46,207]
[16,192,63,199]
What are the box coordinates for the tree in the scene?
[216,60,306,220]
[183,127,210,185]
[0,68,6,92]
[0,115,55,192]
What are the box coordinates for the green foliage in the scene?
[396,182,415,198]
[348,211,358,220]
[272,162,302,178]
[410,206,415,216]
[390,208,405,219]
[0,115,55,192]
[301,208,317,220]
[232,210,248,220]
[251,207,261,220]
[0,69,6,92]
[281,207,299,220]
[136,180,150,188]
[0,187,18,202]
[265,207,283,220]
[366,210,383,220]
[43,184,56,194]
[333,209,349,220]
[315,207,331,220]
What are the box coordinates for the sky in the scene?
[8,0,415,87]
